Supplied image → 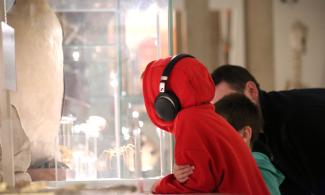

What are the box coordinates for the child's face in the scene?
[238,126,252,149]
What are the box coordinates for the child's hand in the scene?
[173,164,194,183]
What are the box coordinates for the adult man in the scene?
[211,65,325,195]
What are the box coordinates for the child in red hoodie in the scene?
[142,54,269,194]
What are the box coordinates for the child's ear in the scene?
[241,126,252,145]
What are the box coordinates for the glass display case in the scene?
[1,0,173,189]
[48,0,173,181]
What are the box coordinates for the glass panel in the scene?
[47,0,172,180]
[49,0,118,11]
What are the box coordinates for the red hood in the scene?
[142,56,215,132]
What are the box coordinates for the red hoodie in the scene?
[142,56,269,194]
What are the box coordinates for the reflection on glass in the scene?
[49,0,171,180]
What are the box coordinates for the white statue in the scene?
[8,0,64,165]
[286,20,308,89]
[0,106,32,185]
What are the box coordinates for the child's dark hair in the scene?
[214,94,262,145]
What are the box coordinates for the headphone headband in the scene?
[159,53,194,93]
[155,53,195,121]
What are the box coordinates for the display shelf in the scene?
[2,0,172,183]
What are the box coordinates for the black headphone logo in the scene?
[154,53,194,121]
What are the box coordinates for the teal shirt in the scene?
[253,152,285,195]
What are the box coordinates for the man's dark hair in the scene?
[214,94,262,145]
[211,65,260,93]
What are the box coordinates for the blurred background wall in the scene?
[173,0,325,91]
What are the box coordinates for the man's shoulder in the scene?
[266,88,325,97]
[261,88,325,109]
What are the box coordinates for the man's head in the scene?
[211,65,260,104]
[215,94,262,148]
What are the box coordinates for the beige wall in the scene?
[175,0,273,90]
[174,0,325,91]
[273,0,325,90]
[245,0,274,91]
[173,0,246,72]
[209,0,246,68]
[173,0,218,72]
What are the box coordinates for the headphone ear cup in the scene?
[154,92,181,121]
